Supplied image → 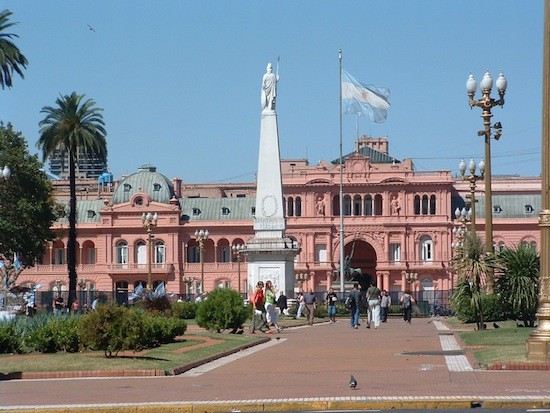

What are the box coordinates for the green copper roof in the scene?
[453,194,541,219]
[180,197,256,221]
[57,200,104,223]
[112,165,175,205]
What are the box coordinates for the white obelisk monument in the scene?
[246,62,299,297]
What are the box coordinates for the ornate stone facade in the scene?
[19,137,541,300]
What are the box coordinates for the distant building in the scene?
[19,137,540,306]
[49,148,107,179]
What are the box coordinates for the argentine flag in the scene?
[342,70,390,123]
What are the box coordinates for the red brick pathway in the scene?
[1,318,550,411]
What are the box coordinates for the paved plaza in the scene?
[1,317,550,412]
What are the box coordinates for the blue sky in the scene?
[1,1,544,183]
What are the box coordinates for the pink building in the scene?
[19,137,540,304]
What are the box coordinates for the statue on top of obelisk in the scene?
[261,62,278,111]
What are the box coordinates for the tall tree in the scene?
[0,10,28,89]
[0,123,57,286]
[451,231,498,330]
[37,93,107,306]
[496,244,540,327]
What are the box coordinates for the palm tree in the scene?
[0,10,28,89]
[37,92,107,306]
[451,231,498,330]
[495,244,540,327]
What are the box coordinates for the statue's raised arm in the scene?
[261,63,278,111]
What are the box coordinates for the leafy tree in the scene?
[37,93,107,307]
[0,124,57,283]
[451,232,498,330]
[196,288,248,333]
[495,244,540,327]
[0,10,28,89]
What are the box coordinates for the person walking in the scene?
[400,289,415,324]
[249,281,270,333]
[380,290,391,322]
[295,292,306,319]
[347,283,362,329]
[265,280,283,333]
[277,290,288,316]
[366,281,382,329]
[303,288,316,326]
[326,287,338,323]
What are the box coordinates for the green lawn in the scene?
[0,332,260,375]
[448,318,536,366]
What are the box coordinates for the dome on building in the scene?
[112,164,176,205]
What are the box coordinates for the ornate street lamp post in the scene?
[195,229,209,294]
[404,271,418,286]
[295,272,309,290]
[182,275,195,299]
[527,1,550,360]
[232,244,245,294]
[458,158,484,233]
[141,212,158,290]
[1,165,11,183]
[466,70,507,294]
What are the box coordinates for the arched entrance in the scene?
[344,240,377,291]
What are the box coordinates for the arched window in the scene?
[287,197,294,217]
[430,195,437,215]
[136,241,146,268]
[154,241,165,264]
[353,195,362,216]
[116,241,128,267]
[374,194,383,216]
[419,235,433,262]
[343,195,352,216]
[216,279,231,289]
[422,195,429,215]
[332,195,340,216]
[364,195,373,216]
[414,195,421,215]
[295,197,302,217]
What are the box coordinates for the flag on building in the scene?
[342,70,390,123]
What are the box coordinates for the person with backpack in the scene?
[347,283,362,329]
[400,289,415,324]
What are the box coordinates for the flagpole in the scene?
[339,49,345,294]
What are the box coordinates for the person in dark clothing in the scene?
[326,287,338,323]
[303,289,316,326]
[277,291,288,316]
[347,283,362,329]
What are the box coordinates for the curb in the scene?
[3,397,550,412]
[172,336,271,375]
[488,361,550,370]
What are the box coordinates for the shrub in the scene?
[79,303,128,357]
[25,315,81,353]
[451,290,511,324]
[195,288,248,332]
[0,320,21,354]
[171,302,197,319]
[79,304,186,356]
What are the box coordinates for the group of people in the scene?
[346,282,414,329]
[249,280,286,334]
[50,293,100,315]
